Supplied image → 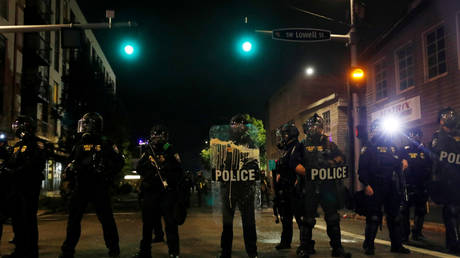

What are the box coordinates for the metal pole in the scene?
[348,0,362,192]
[0,21,136,33]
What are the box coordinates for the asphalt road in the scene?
[0,206,457,258]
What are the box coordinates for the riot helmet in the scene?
[407,127,423,146]
[11,116,36,139]
[280,123,299,145]
[438,107,456,129]
[303,113,324,138]
[230,113,248,137]
[149,124,168,147]
[77,112,103,135]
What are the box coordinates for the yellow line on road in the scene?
[315,225,456,258]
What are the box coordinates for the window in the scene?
[54,31,60,72]
[396,43,414,91]
[55,0,60,24]
[0,0,8,20]
[374,60,387,100]
[0,36,5,114]
[425,25,446,79]
[322,111,331,135]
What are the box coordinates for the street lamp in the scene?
[305,67,315,76]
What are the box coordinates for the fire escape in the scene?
[22,0,52,138]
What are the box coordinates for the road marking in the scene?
[315,225,457,258]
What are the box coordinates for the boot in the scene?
[132,251,152,258]
[390,245,411,254]
[275,242,291,250]
[412,215,425,241]
[332,247,352,258]
[363,222,378,255]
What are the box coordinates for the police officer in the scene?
[399,127,431,242]
[358,119,410,255]
[218,114,259,258]
[59,112,124,258]
[0,131,11,245]
[133,124,185,258]
[430,107,460,253]
[272,123,302,250]
[195,171,208,207]
[3,116,46,258]
[294,114,351,258]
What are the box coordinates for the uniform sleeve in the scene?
[358,146,372,186]
[328,141,346,164]
[137,151,153,176]
[289,142,304,170]
[165,150,185,188]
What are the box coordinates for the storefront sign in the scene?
[371,96,421,123]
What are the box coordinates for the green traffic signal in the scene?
[242,41,252,52]
[121,40,139,60]
[124,45,134,55]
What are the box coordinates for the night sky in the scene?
[77,0,411,170]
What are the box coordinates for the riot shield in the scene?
[208,124,262,224]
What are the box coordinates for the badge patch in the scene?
[13,147,20,153]
[21,146,27,152]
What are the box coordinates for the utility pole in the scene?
[255,0,363,192]
[347,0,362,193]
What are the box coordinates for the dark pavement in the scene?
[0,202,457,258]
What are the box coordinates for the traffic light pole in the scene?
[348,0,362,193]
[0,21,136,33]
[255,0,362,192]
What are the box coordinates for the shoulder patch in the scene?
[431,137,438,148]
[174,153,181,163]
[360,146,367,155]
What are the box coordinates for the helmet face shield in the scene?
[149,125,169,146]
[303,114,324,138]
[440,109,456,128]
[11,116,34,138]
[77,113,103,134]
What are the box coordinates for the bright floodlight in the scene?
[124,45,134,55]
[305,67,314,76]
[242,41,252,52]
[382,116,401,134]
[0,133,5,140]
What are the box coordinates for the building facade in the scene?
[0,0,24,134]
[362,0,460,146]
[266,74,349,180]
[1,0,117,195]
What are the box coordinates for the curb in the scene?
[343,213,445,233]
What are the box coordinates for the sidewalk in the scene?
[341,202,446,233]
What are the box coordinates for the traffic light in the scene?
[349,67,366,92]
[236,17,256,57]
[120,40,139,60]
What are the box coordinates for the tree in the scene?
[200,114,266,170]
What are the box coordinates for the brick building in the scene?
[266,74,348,171]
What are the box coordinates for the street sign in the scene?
[272,28,331,42]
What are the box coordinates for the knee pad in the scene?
[388,215,401,225]
[325,213,340,226]
[368,215,380,224]
[400,205,409,216]
[303,217,316,228]
[415,206,427,217]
